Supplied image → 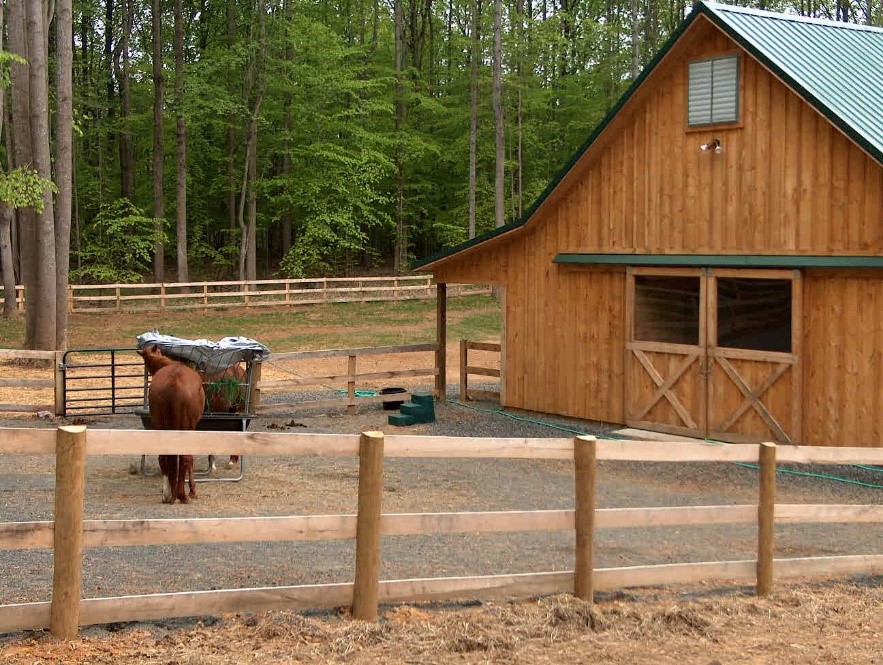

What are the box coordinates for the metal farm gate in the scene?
[61,348,147,416]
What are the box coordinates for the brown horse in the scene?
[202,362,247,468]
[139,344,205,504]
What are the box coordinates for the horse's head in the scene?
[138,344,174,375]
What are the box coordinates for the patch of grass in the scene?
[449,311,501,341]
[0,295,501,351]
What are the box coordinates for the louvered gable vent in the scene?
[688,55,739,126]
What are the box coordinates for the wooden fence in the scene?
[1,427,881,638]
[257,343,439,413]
[0,349,62,414]
[459,340,501,401]
[0,342,441,417]
[0,277,488,314]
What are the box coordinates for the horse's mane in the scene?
[138,344,181,376]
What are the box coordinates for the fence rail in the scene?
[459,339,501,401]
[0,349,62,414]
[0,278,488,314]
[259,343,440,413]
[1,427,881,637]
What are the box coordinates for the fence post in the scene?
[50,425,87,639]
[347,355,357,415]
[247,362,263,413]
[68,285,75,314]
[574,435,597,602]
[203,284,209,309]
[436,283,447,402]
[352,431,384,621]
[54,350,65,416]
[115,286,121,311]
[757,441,777,596]
[459,340,468,401]
[160,284,166,312]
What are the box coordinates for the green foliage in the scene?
[204,375,244,413]
[70,200,166,283]
[0,167,57,212]
[67,0,876,278]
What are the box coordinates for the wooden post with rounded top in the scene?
[50,425,87,639]
[757,441,777,596]
[352,431,385,621]
[435,283,447,402]
[574,435,597,602]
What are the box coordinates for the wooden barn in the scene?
[418,2,883,447]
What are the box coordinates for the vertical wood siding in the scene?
[803,274,883,447]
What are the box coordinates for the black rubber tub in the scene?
[136,409,255,432]
[380,387,408,410]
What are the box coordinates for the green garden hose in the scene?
[451,399,883,490]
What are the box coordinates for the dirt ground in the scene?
[0,341,881,663]
[0,580,881,664]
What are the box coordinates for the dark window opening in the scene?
[716,278,791,353]
[634,276,701,345]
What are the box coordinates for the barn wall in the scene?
[428,15,883,436]
[803,273,883,447]
[563,17,883,256]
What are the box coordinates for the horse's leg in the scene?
[175,455,190,504]
[185,455,198,500]
[159,455,175,504]
[228,455,239,468]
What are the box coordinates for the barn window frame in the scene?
[687,54,740,127]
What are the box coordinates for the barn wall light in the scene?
[699,138,723,154]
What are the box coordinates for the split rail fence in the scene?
[0,343,440,416]
[1,427,881,639]
[0,277,487,314]
[258,343,440,414]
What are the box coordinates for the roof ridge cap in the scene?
[700,1,883,34]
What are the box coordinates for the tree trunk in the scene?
[468,0,480,239]
[55,0,74,349]
[174,0,188,282]
[0,204,16,318]
[8,0,37,344]
[237,107,260,280]
[237,0,266,281]
[393,0,406,272]
[246,123,257,280]
[630,0,640,78]
[25,0,58,350]
[281,0,293,257]
[115,0,135,200]
[152,0,165,282]
[492,0,504,229]
[227,0,237,231]
[0,1,17,319]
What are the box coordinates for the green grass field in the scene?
[0,295,501,351]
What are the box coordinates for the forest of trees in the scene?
[0,0,880,348]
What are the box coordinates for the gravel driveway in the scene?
[1,387,880,609]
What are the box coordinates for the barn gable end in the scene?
[423,3,883,447]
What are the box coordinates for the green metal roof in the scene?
[554,254,883,269]
[414,2,883,271]
[702,2,883,165]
